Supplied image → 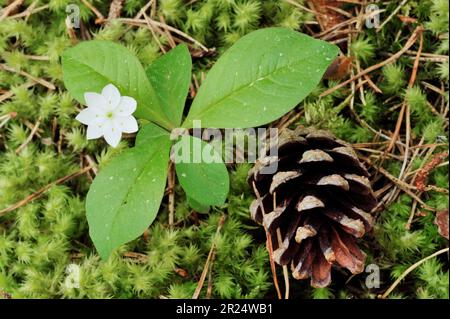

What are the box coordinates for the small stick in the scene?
[22,0,36,21]
[116,18,209,52]
[326,5,353,19]
[276,229,290,299]
[284,0,324,16]
[363,74,382,93]
[277,110,304,131]
[403,137,425,225]
[405,200,418,230]
[159,15,176,48]
[0,112,17,129]
[108,0,124,20]
[380,248,449,299]
[320,26,422,97]
[409,143,448,150]
[376,0,409,32]
[167,162,175,227]
[407,50,449,59]
[0,0,24,21]
[315,9,384,39]
[361,157,436,211]
[252,181,282,299]
[206,247,217,299]
[7,3,48,19]
[84,154,98,175]
[383,31,424,203]
[0,166,93,216]
[273,192,290,299]
[21,54,50,61]
[143,12,166,53]
[375,28,423,186]
[15,118,41,154]
[135,0,154,19]
[123,251,149,262]
[192,215,226,299]
[66,15,78,44]
[80,0,105,24]
[0,64,55,90]
[150,0,157,18]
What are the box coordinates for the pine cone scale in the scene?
[311,250,332,288]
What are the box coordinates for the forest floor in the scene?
[0,0,448,299]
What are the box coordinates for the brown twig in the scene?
[380,248,449,299]
[159,15,176,48]
[398,31,423,179]
[0,64,55,90]
[108,0,124,19]
[143,12,166,53]
[8,3,48,19]
[65,16,78,44]
[84,154,99,175]
[405,200,418,230]
[192,214,226,299]
[0,0,24,21]
[115,17,209,52]
[80,0,105,24]
[123,251,149,262]
[320,26,423,97]
[206,247,217,299]
[363,74,382,93]
[167,162,175,227]
[361,157,437,211]
[252,181,282,300]
[376,0,409,32]
[0,166,93,217]
[379,30,423,205]
[15,118,41,154]
[0,112,17,129]
[314,8,384,39]
[272,192,290,299]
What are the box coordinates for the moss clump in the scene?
[0,0,448,299]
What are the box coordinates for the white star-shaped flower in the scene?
[76,84,138,147]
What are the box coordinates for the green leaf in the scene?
[61,40,173,129]
[187,196,210,213]
[146,44,192,126]
[174,135,229,206]
[86,134,171,260]
[182,28,339,128]
[135,122,170,147]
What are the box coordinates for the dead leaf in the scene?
[397,15,418,24]
[323,56,353,80]
[175,267,189,277]
[415,210,428,217]
[434,210,449,240]
[307,0,347,31]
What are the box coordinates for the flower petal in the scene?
[84,92,107,110]
[102,120,122,147]
[86,122,104,140]
[115,96,137,116]
[76,108,96,125]
[114,115,138,133]
[102,84,121,109]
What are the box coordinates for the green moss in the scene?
[0,0,448,300]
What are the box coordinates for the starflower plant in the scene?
[61,28,338,259]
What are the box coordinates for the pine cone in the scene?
[248,127,377,288]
